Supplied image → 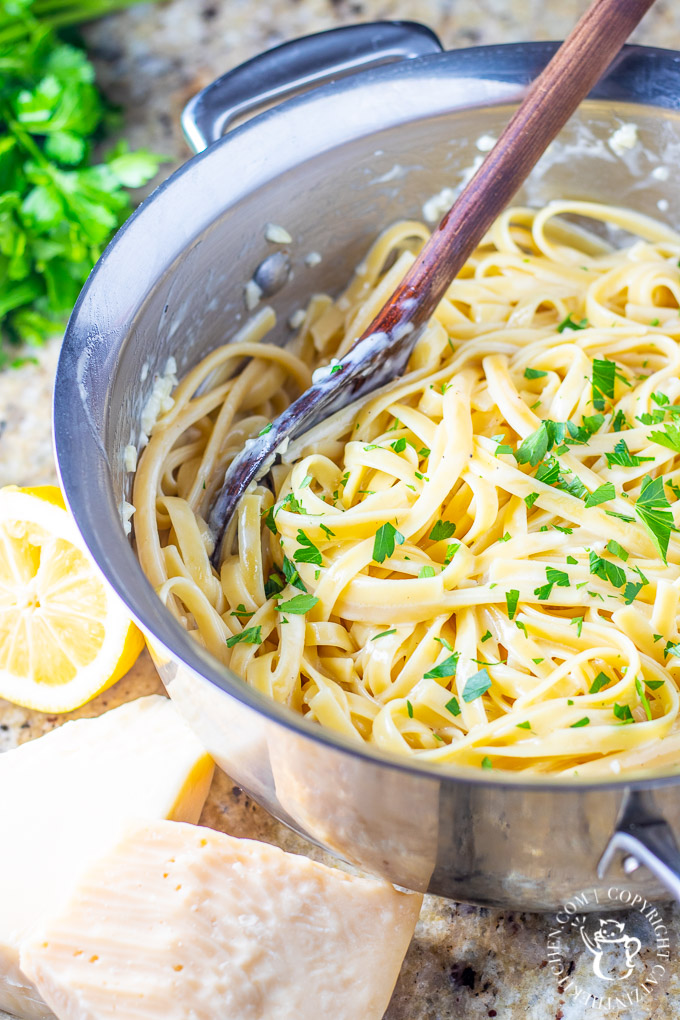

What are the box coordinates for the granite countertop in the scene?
[2,1,680,1017]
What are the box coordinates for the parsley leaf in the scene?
[505,589,520,620]
[371,629,396,641]
[605,439,654,468]
[424,653,460,680]
[390,437,407,452]
[445,696,461,717]
[635,677,652,721]
[558,313,589,333]
[277,593,319,614]
[372,522,405,564]
[570,717,590,728]
[462,668,492,702]
[650,424,680,453]
[419,565,436,578]
[584,482,615,508]
[591,358,616,410]
[635,474,678,563]
[524,367,548,379]
[589,672,611,693]
[226,625,262,647]
[282,556,307,592]
[588,550,626,589]
[516,720,531,729]
[264,572,284,598]
[429,520,456,542]
[570,616,584,638]
[293,529,322,565]
[613,702,634,724]
[607,539,628,561]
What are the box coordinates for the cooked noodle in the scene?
[133,201,680,777]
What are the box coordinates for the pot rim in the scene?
[55,37,680,795]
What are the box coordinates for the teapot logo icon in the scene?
[574,916,641,981]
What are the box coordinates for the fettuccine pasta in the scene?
[133,200,680,777]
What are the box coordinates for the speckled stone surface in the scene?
[2,1,680,1017]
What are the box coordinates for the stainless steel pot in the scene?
[54,22,680,909]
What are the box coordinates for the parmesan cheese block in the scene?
[22,820,423,1020]
[0,696,213,1020]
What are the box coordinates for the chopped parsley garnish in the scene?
[558,314,589,333]
[646,679,666,690]
[372,522,406,564]
[524,367,548,379]
[406,700,414,718]
[623,581,643,605]
[435,636,453,651]
[611,409,630,432]
[650,423,680,453]
[571,616,584,638]
[570,717,590,728]
[499,531,512,542]
[446,696,461,717]
[481,630,492,642]
[299,474,313,488]
[515,420,564,467]
[444,542,460,564]
[481,756,493,769]
[293,529,322,565]
[429,520,456,542]
[371,629,396,641]
[282,556,307,592]
[584,482,615,508]
[524,492,539,510]
[424,653,460,680]
[462,668,492,702]
[589,671,611,694]
[277,593,319,614]
[231,604,254,620]
[613,702,634,724]
[558,473,588,500]
[264,572,285,598]
[588,551,626,589]
[532,657,544,664]
[226,625,262,647]
[419,446,431,458]
[566,555,578,564]
[505,589,520,620]
[635,474,678,563]
[263,504,278,535]
[591,358,616,410]
[535,458,560,486]
[664,640,680,658]
[517,720,531,729]
[419,565,436,578]
[534,566,570,600]
[605,439,654,468]
[320,523,336,539]
[607,540,628,561]
[635,677,652,721]
[390,437,407,453]
[258,423,273,436]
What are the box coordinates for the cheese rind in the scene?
[0,695,213,1020]
[22,819,423,1020]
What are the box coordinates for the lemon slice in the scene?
[0,485,144,712]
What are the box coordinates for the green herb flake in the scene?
[419,565,436,578]
[664,640,680,658]
[524,492,539,509]
[445,696,461,717]
[424,652,460,680]
[649,423,680,454]
[371,629,396,641]
[282,556,307,592]
[635,474,678,563]
[231,604,254,620]
[390,437,407,453]
[584,482,615,508]
[570,717,590,728]
[277,593,319,614]
[444,542,460,564]
[591,358,616,410]
[481,756,493,769]
[406,700,414,718]
[613,702,634,724]
[558,314,589,334]
[505,589,520,620]
[516,720,531,729]
[605,439,654,469]
[293,529,322,565]
[532,657,544,664]
[462,668,492,702]
[607,540,628,561]
[258,423,273,436]
[264,572,285,599]
[524,367,548,379]
[226,625,262,647]
[429,520,456,542]
[481,630,492,643]
[635,677,652,721]
[646,679,666,690]
[372,522,406,564]
[320,523,336,539]
[571,616,584,638]
[589,671,611,694]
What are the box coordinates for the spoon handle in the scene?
[369,0,657,340]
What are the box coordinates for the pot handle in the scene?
[181,21,443,153]
[598,790,680,902]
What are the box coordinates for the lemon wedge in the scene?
[0,485,144,712]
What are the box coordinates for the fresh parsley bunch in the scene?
[0,0,167,366]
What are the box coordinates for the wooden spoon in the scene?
[208,0,656,564]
